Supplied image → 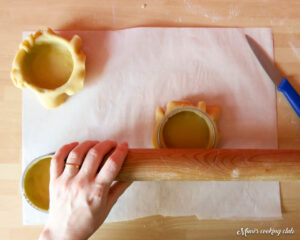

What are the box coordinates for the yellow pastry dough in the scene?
[11,28,86,108]
[23,157,51,211]
[152,100,221,148]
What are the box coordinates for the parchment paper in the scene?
[22,28,281,225]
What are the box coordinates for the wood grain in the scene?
[118,149,300,181]
[0,0,300,239]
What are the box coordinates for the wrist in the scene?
[38,226,72,240]
[39,225,86,240]
[39,227,53,240]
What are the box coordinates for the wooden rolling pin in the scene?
[116,149,300,181]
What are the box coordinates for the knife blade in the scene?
[245,34,300,117]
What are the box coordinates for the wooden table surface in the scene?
[1,0,300,239]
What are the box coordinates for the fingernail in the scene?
[109,140,117,145]
[120,142,128,148]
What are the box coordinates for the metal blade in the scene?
[245,34,282,87]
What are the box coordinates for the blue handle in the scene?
[278,78,300,117]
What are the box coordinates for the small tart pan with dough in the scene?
[152,100,221,149]
[21,153,54,212]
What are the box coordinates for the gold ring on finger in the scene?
[65,162,81,169]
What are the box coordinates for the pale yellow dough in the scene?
[11,28,86,108]
[23,157,51,211]
[152,100,221,148]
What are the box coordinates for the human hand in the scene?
[39,140,131,240]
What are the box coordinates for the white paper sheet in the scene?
[22,28,281,225]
